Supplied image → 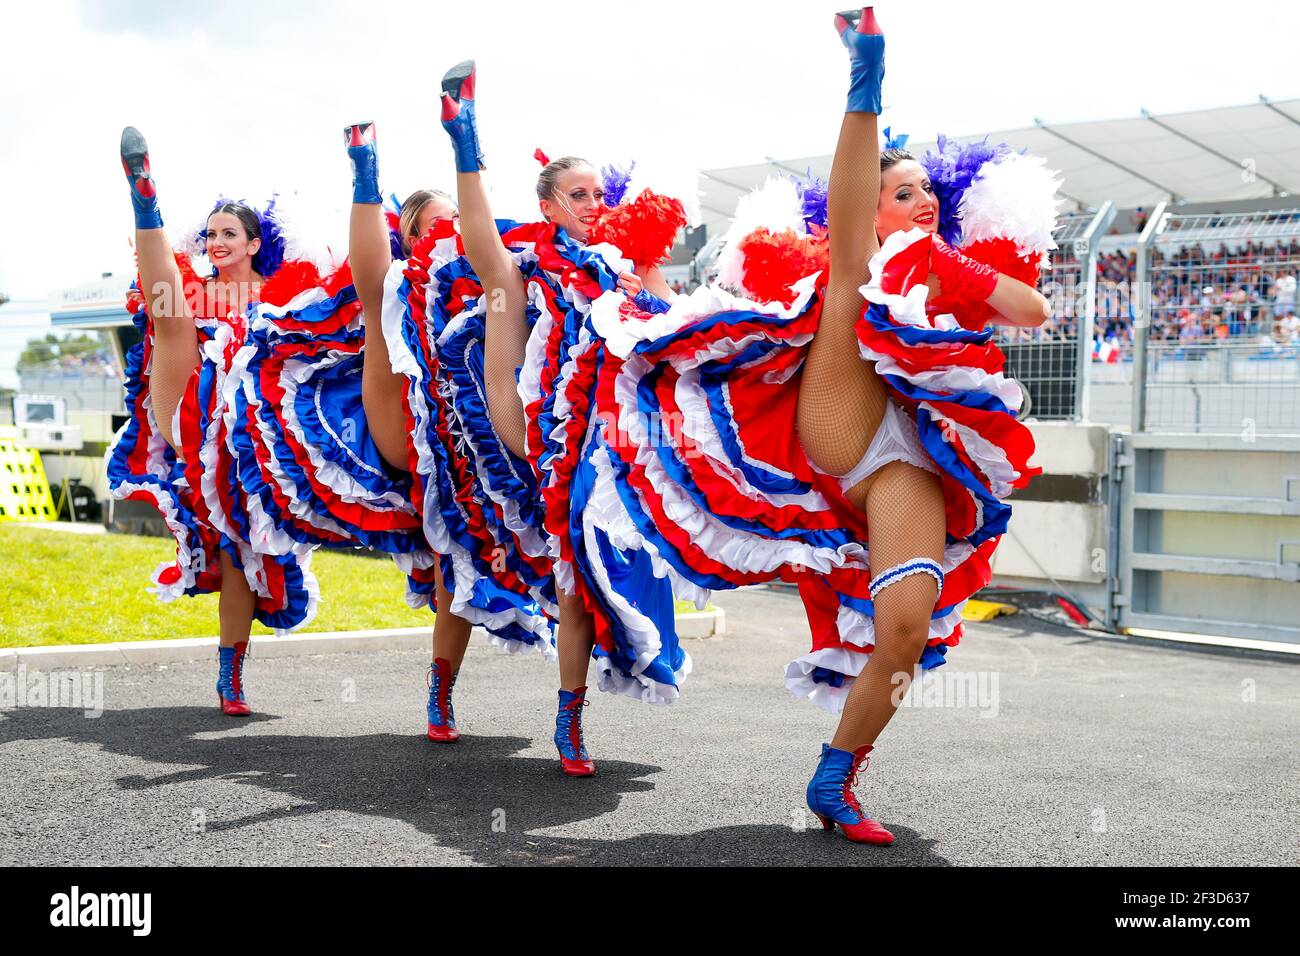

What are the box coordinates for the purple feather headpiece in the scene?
[601,160,636,207]
[792,168,828,232]
[194,195,288,278]
[920,135,1019,245]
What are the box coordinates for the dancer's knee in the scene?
[867,559,943,664]
[871,613,931,666]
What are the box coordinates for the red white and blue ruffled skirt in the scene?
[457,222,1037,712]
[107,303,320,632]
[381,221,560,657]
[106,261,434,633]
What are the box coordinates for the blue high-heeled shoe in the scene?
[439,60,484,173]
[120,126,163,230]
[344,122,383,205]
[834,7,885,115]
[806,742,895,844]
[554,687,595,777]
[426,657,460,743]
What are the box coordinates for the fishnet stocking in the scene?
[831,460,947,751]
[798,111,890,477]
[455,170,529,459]
[136,227,198,452]
[351,200,412,471]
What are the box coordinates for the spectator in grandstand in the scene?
[1274,270,1297,318]
[1181,312,1207,344]
[1279,311,1300,345]
[1224,286,1250,335]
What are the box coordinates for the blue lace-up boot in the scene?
[554,686,595,777]
[216,641,250,716]
[426,657,460,742]
[344,122,383,205]
[120,126,163,230]
[806,742,895,844]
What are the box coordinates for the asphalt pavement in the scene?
[1,586,1295,866]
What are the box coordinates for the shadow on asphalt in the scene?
[1,706,952,866]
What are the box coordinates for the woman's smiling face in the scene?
[539,164,604,242]
[205,211,260,272]
[876,159,938,241]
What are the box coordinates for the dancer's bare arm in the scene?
[635,263,675,301]
[987,275,1051,328]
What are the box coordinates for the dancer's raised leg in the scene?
[797,8,891,482]
[346,122,415,471]
[440,60,529,459]
[121,127,197,452]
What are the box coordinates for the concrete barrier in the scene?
[991,421,1114,615]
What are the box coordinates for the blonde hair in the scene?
[536,156,593,202]
[398,189,457,254]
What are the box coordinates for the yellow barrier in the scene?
[961,599,1018,622]
[0,426,58,522]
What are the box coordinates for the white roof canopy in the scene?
[698,97,1300,239]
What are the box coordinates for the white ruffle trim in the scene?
[783,599,967,715]
[595,648,693,706]
[589,271,818,361]
[111,479,198,602]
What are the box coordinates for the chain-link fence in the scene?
[997,204,1115,421]
[1135,207,1300,434]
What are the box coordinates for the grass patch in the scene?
[0,525,710,648]
[0,525,431,647]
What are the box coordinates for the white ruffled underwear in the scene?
[838,398,939,493]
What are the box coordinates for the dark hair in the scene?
[880,147,915,174]
[398,189,456,255]
[201,198,286,277]
[536,156,593,202]
[207,201,262,242]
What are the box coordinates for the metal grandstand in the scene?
[696,96,1300,238]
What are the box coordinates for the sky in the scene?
[1,0,1299,306]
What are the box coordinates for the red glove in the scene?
[929,235,1000,306]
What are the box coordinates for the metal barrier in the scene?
[1134,206,1300,434]
[1110,431,1300,646]
[1113,206,1300,645]
[17,370,125,414]
[996,203,1115,421]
